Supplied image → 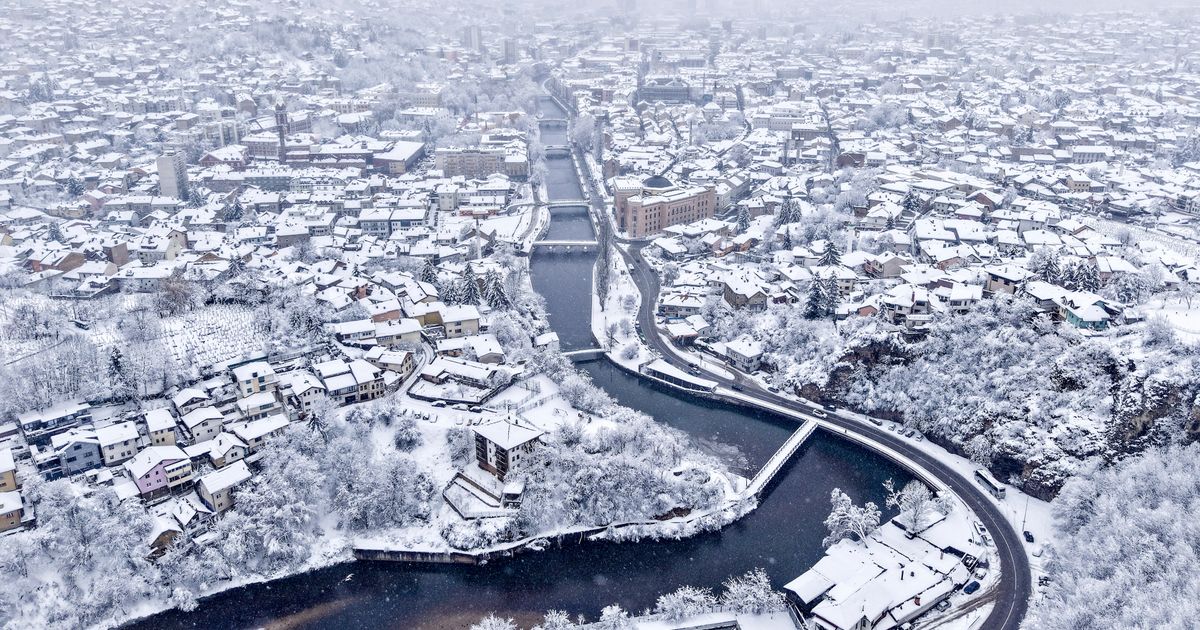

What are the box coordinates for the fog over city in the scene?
[0,1,1197,629]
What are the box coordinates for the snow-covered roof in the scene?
[473,419,543,450]
[197,460,252,495]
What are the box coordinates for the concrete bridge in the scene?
[531,239,600,252]
[544,145,571,157]
[742,420,818,498]
[547,200,590,210]
[562,348,605,362]
[540,118,568,128]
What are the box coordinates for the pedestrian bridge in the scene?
[742,420,818,498]
[531,239,599,252]
[544,145,571,157]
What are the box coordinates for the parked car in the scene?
[469,406,483,413]
[934,600,951,612]
[887,422,898,431]
[869,417,884,426]
[767,385,780,393]
[432,400,447,408]
[903,428,916,438]
[963,581,981,595]
[824,404,837,411]
[1023,530,1035,543]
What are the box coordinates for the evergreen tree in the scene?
[819,240,842,267]
[822,275,841,317]
[885,214,896,230]
[441,279,461,304]
[1060,261,1079,290]
[107,347,133,401]
[902,192,921,214]
[803,280,826,320]
[420,258,439,286]
[483,270,511,310]
[1030,248,1061,284]
[46,222,63,243]
[774,198,801,226]
[736,205,751,233]
[458,265,481,306]
[65,176,84,197]
[224,199,244,223]
[1077,262,1101,293]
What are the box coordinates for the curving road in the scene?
[559,90,1029,628]
[617,241,1030,630]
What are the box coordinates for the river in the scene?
[127,95,911,630]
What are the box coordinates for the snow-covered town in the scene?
[0,1,1199,629]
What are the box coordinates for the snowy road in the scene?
[620,241,1032,630]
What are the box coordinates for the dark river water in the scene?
[126,96,911,630]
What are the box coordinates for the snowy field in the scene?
[89,303,263,369]
[1139,294,1200,341]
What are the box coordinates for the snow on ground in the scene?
[628,610,797,630]
[594,245,646,368]
[90,303,261,369]
[1139,294,1200,341]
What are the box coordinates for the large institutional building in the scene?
[613,175,717,238]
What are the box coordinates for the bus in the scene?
[974,469,1006,499]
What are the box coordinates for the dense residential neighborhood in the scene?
[0,0,1198,629]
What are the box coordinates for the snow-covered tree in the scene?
[1027,444,1200,629]
[1028,248,1061,284]
[420,258,439,286]
[470,614,518,630]
[720,568,788,614]
[821,275,841,318]
[1076,261,1101,293]
[736,205,751,233]
[595,604,630,629]
[884,479,938,532]
[655,585,717,620]
[803,280,826,320]
[65,175,84,197]
[818,241,842,267]
[484,269,511,310]
[822,488,880,547]
[532,610,574,630]
[224,198,244,223]
[774,197,802,226]
[459,264,482,306]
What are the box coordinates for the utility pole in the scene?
[1020,494,1029,531]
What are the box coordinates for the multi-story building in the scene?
[156,151,187,199]
[473,418,543,481]
[96,421,140,466]
[435,147,505,179]
[17,401,93,447]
